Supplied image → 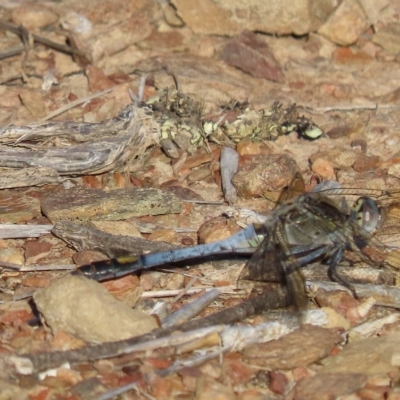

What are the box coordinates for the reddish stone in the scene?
[353,154,381,173]
[292,366,313,382]
[289,81,306,89]
[181,236,195,246]
[145,358,173,370]
[182,150,213,170]
[112,172,127,188]
[50,331,76,350]
[82,175,102,189]
[130,175,143,187]
[68,92,78,102]
[0,345,12,355]
[269,371,289,394]
[236,139,262,156]
[39,375,72,389]
[213,280,231,287]
[28,387,52,400]
[148,229,179,244]
[147,374,173,399]
[357,384,390,400]
[219,30,284,82]
[107,72,132,84]
[198,216,240,244]
[315,289,359,318]
[1,309,32,326]
[21,276,51,288]
[102,275,140,292]
[24,240,52,261]
[73,250,106,266]
[311,158,335,180]
[0,190,41,223]
[98,372,120,388]
[139,29,185,51]
[222,353,254,385]
[332,47,374,63]
[86,65,115,92]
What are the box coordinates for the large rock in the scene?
[33,274,158,342]
[172,0,335,36]
[318,0,370,46]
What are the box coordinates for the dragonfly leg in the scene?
[326,245,358,299]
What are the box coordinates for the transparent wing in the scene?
[240,225,308,311]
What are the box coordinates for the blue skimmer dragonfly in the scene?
[72,173,400,311]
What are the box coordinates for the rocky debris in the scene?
[12,4,59,30]
[33,274,158,342]
[321,335,400,375]
[0,190,41,223]
[373,22,400,55]
[232,153,300,198]
[218,30,284,82]
[294,372,368,400]
[171,0,335,36]
[318,0,370,46]
[243,325,344,370]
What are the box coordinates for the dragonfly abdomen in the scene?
[73,224,262,281]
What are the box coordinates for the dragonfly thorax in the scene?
[281,196,339,246]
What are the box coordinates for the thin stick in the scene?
[40,87,115,121]
[141,286,231,298]
[0,45,25,60]
[162,288,220,327]
[0,20,86,57]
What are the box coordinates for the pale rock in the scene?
[12,4,58,30]
[0,248,24,266]
[358,0,389,25]
[60,11,93,34]
[54,52,81,76]
[318,0,370,46]
[321,335,400,376]
[92,221,142,237]
[387,162,400,180]
[311,158,335,180]
[373,23,400,55]
[33,274,158,342]
[19,91,47,119]
[172,0,335,36]
[320,307,351,330]
[90,11,152,63]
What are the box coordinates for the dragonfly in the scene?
[72,173,400,311]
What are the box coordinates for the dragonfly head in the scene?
[353,197,386,233]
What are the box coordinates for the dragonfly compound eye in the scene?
[353,197,383,233]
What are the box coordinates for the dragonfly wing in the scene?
[275,220,308,311]
[240,230,284,283]
[240,223,308,311]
